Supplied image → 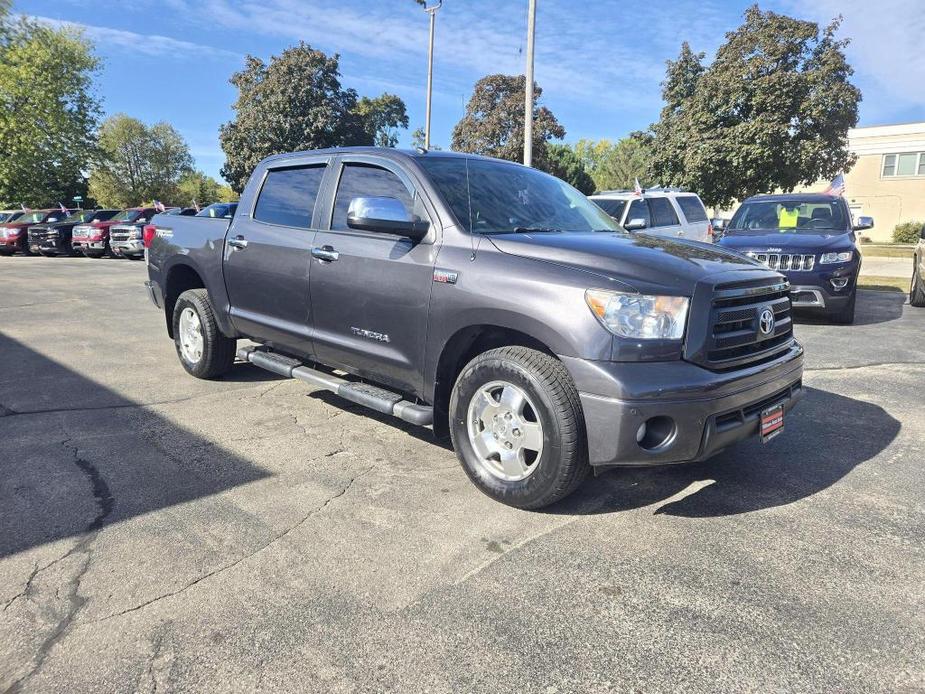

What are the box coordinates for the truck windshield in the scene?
[418,156,622,234]
[111,209,141,222]
[728,200,848,233]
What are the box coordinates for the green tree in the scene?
[650,7,860,208]
[411,126,441,151]
[451,74,565,169]
[542,144,595,194]
[575,133,655,191]
[177,170,221,207]
[219,43,409,192]
[88,114,193,207]
[354,93,409,148]
[0,18,101,207]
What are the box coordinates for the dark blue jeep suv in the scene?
[718,194,872,324]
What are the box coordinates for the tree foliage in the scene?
[575,133,655,192]
[451,74,565,169]
[355,93,409,148]
[219,43,409,192]
[0,17,101,207]
[176,170,237,207]
[542,144,595,194]
[650,7,861,208]
[88,114,193,207]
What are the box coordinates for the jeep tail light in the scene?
[143,224,157,249]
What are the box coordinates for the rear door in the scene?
[224,158,329,356]
[309,155,439,396]
[646,196,684,239]
[674,195,711,242]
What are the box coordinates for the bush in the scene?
[893,221,924,244]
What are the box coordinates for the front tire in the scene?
[172,289,236,379]
[829,290,856,324]
[911,261,925,307]
[449,346,589,509]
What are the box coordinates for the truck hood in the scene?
[718,231,855,252]
[487,231,768,294]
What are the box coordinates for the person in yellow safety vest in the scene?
[777,204,800,229]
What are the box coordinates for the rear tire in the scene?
[911,261,925,307]
[829,291,856,324]
[172,289,236,379]
[449,346,589,509]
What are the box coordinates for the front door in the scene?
[309,157,439,397]
[224,161,329,356]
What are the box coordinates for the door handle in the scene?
[676,230,684,237]
[227,235,248,249]
[311,246,339,262]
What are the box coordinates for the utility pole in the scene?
[423,1,442,150]
[523,0,536,166]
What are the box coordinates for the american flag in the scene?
[153,200,166,213]
[633,178,643,196]
[58,202,68,213]
[823,173,845,197]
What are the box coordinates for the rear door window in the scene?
[676,195,707,223]
[331,163,414,232]
[254,165,326,228]
[626,199,651,227]
[593,199,627,221]
[648,197,680,227]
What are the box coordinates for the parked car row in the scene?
[0,202,237,259]
[588,189,874,325]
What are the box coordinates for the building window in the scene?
[882,152,925,177]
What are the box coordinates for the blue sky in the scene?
[17,0,925,183]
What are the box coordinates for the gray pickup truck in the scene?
[144,147,803,508]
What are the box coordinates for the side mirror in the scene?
[853,216,874,231]
[624,218,647,231]
[347,197,426,240]
[711,218,727,231]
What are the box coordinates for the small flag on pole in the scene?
[192,200,200,212]
[823,173,845,197]
[58,202,68,213]
[20,203,29,212]
[633,178,643,196]
[153,200,166,213]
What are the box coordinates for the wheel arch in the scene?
[430,324,559,439]
[163,262,207,339]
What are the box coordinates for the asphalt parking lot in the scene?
[1,256,923,693]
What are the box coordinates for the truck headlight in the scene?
[819,251,852,264]
[585,289,689,340]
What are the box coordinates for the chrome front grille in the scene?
[109,226,136,242]
[694,279,795,371]
[746,252,815,271]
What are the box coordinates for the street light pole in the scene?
[523,0,536,166]
[423,1,442,150]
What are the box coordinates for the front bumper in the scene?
[562,343,804,467]
[111,239,144,256]
[73,239,106,254]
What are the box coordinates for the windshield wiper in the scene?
[511,226,562,234]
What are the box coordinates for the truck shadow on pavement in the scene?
[0,332,271,560]
[555,385,900,517]
[792,289,906,326]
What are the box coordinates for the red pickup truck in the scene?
[0,209,73,255]
[72,207,157,258]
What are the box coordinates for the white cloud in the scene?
[29,15,242,61]
[783,0,925,117]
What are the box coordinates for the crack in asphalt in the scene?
[5,439,115,693]
[84,464,376,626]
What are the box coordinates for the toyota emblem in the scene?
[758,308,775,336]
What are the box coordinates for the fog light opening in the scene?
[636,416,677,451]
[830,277,849,290]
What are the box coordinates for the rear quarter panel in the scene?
[147,214,234,333]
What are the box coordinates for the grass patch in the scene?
[859,245,914,259]
[858,275,908,293]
